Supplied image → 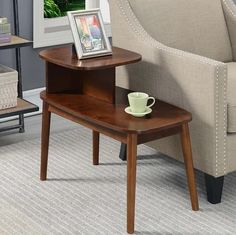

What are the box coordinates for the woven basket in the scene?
[0,64,18,110]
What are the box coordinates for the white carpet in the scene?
[0,126,236,235]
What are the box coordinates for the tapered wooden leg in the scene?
[127,134,137,234]
[181,123,199,211]
[40,102,51,181]
[93,130,99,165]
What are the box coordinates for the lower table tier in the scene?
[40,87,191,136]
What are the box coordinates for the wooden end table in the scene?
[39,46,199,234]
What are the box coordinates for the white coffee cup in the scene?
[128,92,155,113]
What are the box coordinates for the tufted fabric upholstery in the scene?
[128,0,233,62]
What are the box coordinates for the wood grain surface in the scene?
[40,87,192,134]
[39,46,142,71]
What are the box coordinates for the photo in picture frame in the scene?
[67,9,112,59]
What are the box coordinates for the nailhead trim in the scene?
[116,0,228,175]
[216,66,219,176]
[223,66,227,174]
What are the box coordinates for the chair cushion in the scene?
[128,0,233,62]
[227,62,236,132]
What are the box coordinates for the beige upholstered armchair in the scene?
[109,0,236,204]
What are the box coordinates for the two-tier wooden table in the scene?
[39,46,199,234]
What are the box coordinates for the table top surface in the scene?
[39,46,142,71]
[41,87,191,134]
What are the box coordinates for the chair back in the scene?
[127,0,233,62]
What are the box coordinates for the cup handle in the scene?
[147,97,155,108]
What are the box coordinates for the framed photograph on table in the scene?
[67,9,112,59]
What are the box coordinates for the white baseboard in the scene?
[23,87,44,115]
[0,87,44,123]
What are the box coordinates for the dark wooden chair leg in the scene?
[205,174,224,204]
[40,102,51,181]
[181,123,199,211]
[119,143,127,161]
[93,130,99,165]
[127,134,137,234]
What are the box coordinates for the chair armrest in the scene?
[110,0,228,176]
[222,0,236,61]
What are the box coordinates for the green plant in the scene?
[54,0,69,15]
[44,0,62,18]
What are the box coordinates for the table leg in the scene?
[93,130,99,165]
[181,123,199,211]
[127,134,137,234]
[40,102,51,181]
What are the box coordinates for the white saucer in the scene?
[125,107,152,117]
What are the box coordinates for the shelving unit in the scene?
[0,0,38,133]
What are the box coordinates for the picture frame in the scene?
[67,9,112,59]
